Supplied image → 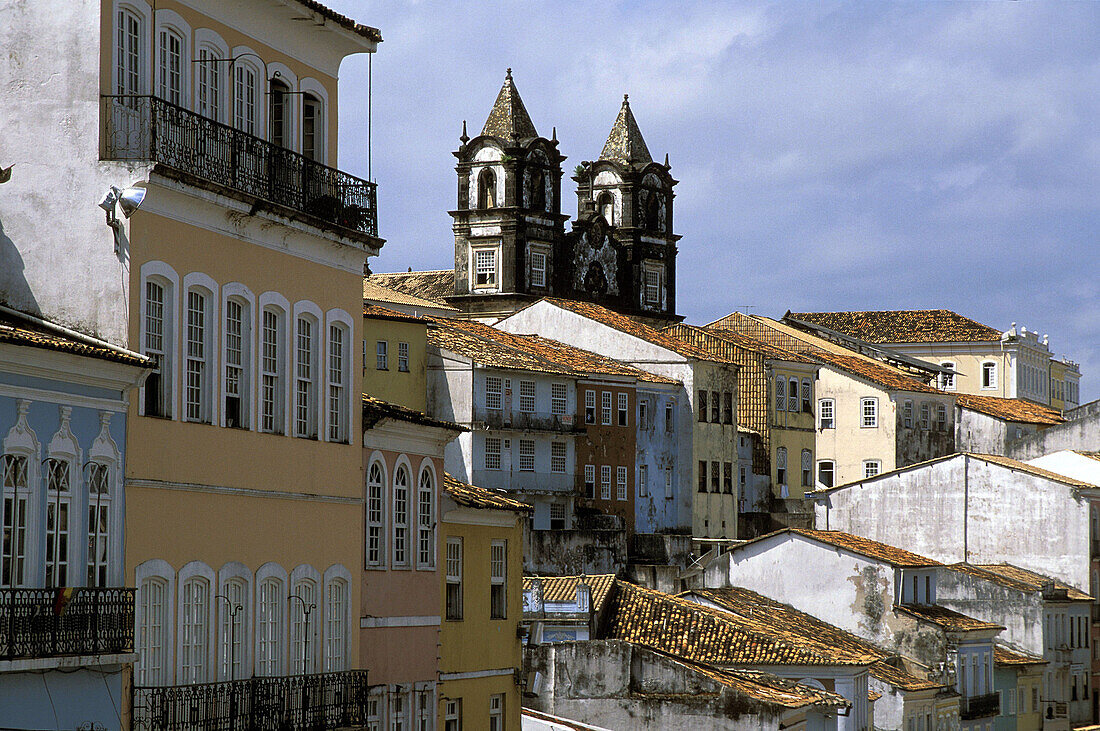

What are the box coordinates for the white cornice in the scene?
[0,344,148,393]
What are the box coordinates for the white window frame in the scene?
[140,269,177,419]
[472,246,499,290]
[445,538,463,621]
[115,4,148,98]
[551,383,567,415]
[485,375,503,410]
[325,313,352,443]
[584,389,596,424]
[398,342,409,372]
[860,397,878,428]
[601,391,612,425]
[289,569,320,675]
[366,458,386,568]
[818,398,834,429]
[817,460,835,489]
[392,463,411,567]
[638,464,649,498]
[195,30,229,123]
[255,563,288,677]
[903,399,913,429]
[600,465,612,500]
[530,249,548,289]
[642,262,663,308]
[518,439,535,472]
[293,304,322,438]
[1,450,32,588]
[490,540,507,620]
[322,565,351,672]
[177,562,216,684]
[484,437,502,471]
[156,22,188,107]
[232,49,263,136]
[519,380,536,413]
[863,459,882,479]
[616,466,628,501]
[136,558,175,686]
[617,392,628,426]
[550,442,566,474]
[376,340,388,370]
[222,286,254,430]
[44,453,73,589]
[417,463,435,570]
[216,562,252,681]
[982,361,998,390]
[939,361,956,391]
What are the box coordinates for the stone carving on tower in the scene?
[448,69,567,320]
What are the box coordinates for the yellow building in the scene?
[363,305,430,411]
[994,647,1045,731]
[440,474,531,731]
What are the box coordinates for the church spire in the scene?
[599,94,652,166]
[481,68,538,141]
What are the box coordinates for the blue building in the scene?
[0,306,149,730]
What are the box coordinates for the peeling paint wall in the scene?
[1007,401,1100,460]
[524,528,627,576]
[955,408,1039,457]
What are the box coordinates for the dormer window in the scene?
[477,168,496,209]
[597,192,614,225]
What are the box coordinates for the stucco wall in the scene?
[1007,402,1100,460]
[635,383,686,532]
[524,527,627,576]
[813,368,897,486]
[362,316,428,411]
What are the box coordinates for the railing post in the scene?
[92,588,100,655]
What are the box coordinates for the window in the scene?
[197,48,221,120]
[601,466,612,500]
[484,437,501,470]
[551,442,566,473]
[710,390,720,423]
[902,400,913,429]
[584,389,596,424]
[788,378,799,413]
[617,393,628,426]
[270,80,288,148]
[739,465,747,490]
[801,450,812,487]
[142,280,170,417]
[302,94,324,161]
[474,248,497,287]
[398,342,409,372]
[477,168,496,209]
[87,462,111,587]
[418,469,435,568]
[490,694,504,731]
[864,460,881,479]
[665,468,673,499]
[801,379,811,413]
[861,397,878,428]
[116,8,143,97]
[723,392,733,424]
[157,29,183,106]
[393,466,409,566]
[234,65,256,135]
[638,465,649,498]
[415,690,432,731]
[919,402,931,430]
[597,192,615,225]
[531,250,547,288]
[376,341,388,370]
[219,577,247,680]
[639,399,649,430]
[817,460,835,489]
[519,380,536,413]
[1,455,28,587]
[257,577,285,676]
[366,463,385,567]
[490,540,507,619]
[392,692,407,731]
[45,458,70,587]
[617,466,628,501]
[224,300,249,428]
[551,383,566,415]
[939,362,956,390]
[776,448,787,488]
[665,401,674,432]
[934,403,947,431]
[185,290,211,423]
[329,325,348,442]
[601,392,612,425]
[137,577,169,685]
[289,579,317,674]
[644,267,661,307]
[584,464,595,498]
[698,461,707,493]
[710,461,720,493]
[982,361,997,389]
[446,538,463,620]
[698,390,708,422]
[260,308,283,434]
[549,503,566,530]
[518,440,535,472]
[444,699,461,731]
[723,462,733,493]
[818,399,834,429]
[324,578,348,672]
[775,377,786,412]
[485,376,502,410]
[296,317,318,438]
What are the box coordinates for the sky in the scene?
[326,1,1100,402]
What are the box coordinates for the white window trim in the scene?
[140,261,180,420]
[289,564,323,674]
[154,9,192,107]
[322,563,353,672]
[860,397,878,429]
[216,561,253,681]
[391,457,413,568]
[87,412,123,587]
[863,459,882,479]
[254,562,289,677]
[298,77,330,163]
[818,398,835,429]
[176,560,217,684]
[220,283,256,430]
[3,400,42,585]
[182,272,220,426]
[981,360,999,390]
[113,0,153,97]
[365,454,388,569]
[194,28,230,122]
[323,309,355,444]
[470,243,502,292]
[45,408,80,589]
[528,243,550,289]
[292,301,324,439]
[230,45,265,136]
[416,458,437,571]
[135,558,176,686]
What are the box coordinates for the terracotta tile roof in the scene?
[292,0,382,41]
[994,645,1047,667]
[655,654,850,709]
[956,394,1065,426]
[443,473,531,513]
[955,563,1093,602]
[809,351,941,395]
[522,574,615,612]
[362,394,464,433]
[869,659,945,691]
[707,312,820,353]
[363,304,428,323]
[539,298,731,362]
[605,581,878,667]
[868,690,883,702]
[682,588,887,664]
[897,604,1005,632]
[787,310,1003,344]
[0,310,150,368]
[363,279,458,312]
[367,271,454,305]
[428,318,678,384]
[756,529,941,568]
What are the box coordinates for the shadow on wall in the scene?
[0,218,40,315]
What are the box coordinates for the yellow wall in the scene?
[1050,360,1068,411]
[362,315,428,411]
[1016,671,1043,731]
[769,364,817,499]
[814,368,897,486]
[691,362,740,539]
[439,514,524,730]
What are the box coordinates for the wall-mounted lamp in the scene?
[98,185,146,253]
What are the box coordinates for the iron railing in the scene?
[0,587,135,660]
[961,692,1000,720]
[132,670,369,731]
[101,95,377,238]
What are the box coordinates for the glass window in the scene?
[818,398,834,429]
[787,378,799,413]
[723,462,733,493]
[775,377,786,412]
[116,9,143,97]
[1,454,29,587]
[940,362,956,390]
[801,449,812,487]
[711,390,720,423]
[444,699,461,731]
[490,540,506,619]
[531,251,547,288]
[366,462,385,567]
[197,48,221,120]
[920,402,931,430]
[485,376,502,410]
[817,460,835,489]
[644,267,661,306]
[296,317,317,438]
[234,65,256,134]
[549,503,566,529]
[601,392,612,425]
[376,341,388,370]
[219,577,247,680]
[418,469,434,568]
[45,458,70,587]
[489,694,504,731]
[698,461,707,493]
[302,94,324,161]
[393,467,409,566]
[861,397,878,428]
[776,448,787,487]
[617,466,628,501]
[137,576,169,685]
[698,390,708,422]
[551,442,566,473]
[601,466,612,500]
[328,325,347,442]
[519,440,535,472]
[617,393,628,426]
[902,400,913,429]
[157,29,182,106]
[801,379,812,412]
[256,577,284,676]
[935,403,947,430]
[398,342,409,372]
[86,462,111,587]
[551,383,567,415]
[864,460,881,479]
[289,578,317,675]
[223,300,249,428]
[584,389,596,424]
[584,464,595,498]
[323,578,348,672]
[638,464,649,498]
[982,361,997,389]
[186,290,210,423]
[474,248,497,287]
[519,380,536,413]
[260,308,283,434]
[446,538,463,620]
[484,437,501,470]
[143,280,170,417]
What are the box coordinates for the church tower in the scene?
[449,69,568,320]
[566,95,681,324]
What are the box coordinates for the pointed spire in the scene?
[481,68,538,141]
[460,120,469,145]
[599,94,652,166]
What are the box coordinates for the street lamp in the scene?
[289,594,316,674]
[215,593,243,679]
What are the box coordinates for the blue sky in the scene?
[327,1,1100,401]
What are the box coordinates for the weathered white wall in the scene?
[1008,401,1100,459]
[1027,451,1100,486]
[635,383,686,532]
[814,455,1091,590]
[955,409,1012,456]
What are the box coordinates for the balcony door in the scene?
[268,80,298,207]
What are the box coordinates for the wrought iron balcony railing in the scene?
[132,670,369,731]
[0,587,135,660]
[101,95,378,238]
[960,692,1000,720]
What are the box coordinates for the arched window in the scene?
[260,305,286,434]
[196,46,222,120]
[418,467,435,569]
[289,577,318,674]
[270,79,290,148]
[224,297,251,429]
[86,461,111,587]
[142,278,174,417]
[256,575,285,676]
[218,575,249,680]
[597,192,614,225]
[235,63,258,135]
[366,461,385,567]
[179,575,211,683]
[981,361,998,390]
[327,323,348,442]
[295,315,319,438]
[477,168,496,209]
[116,7,145,97]
[776,447,788,490]
[1,453,29,587]
[393,465,410,567]
[137,575,170,685]
[644,192,661,231]
[157,28,184,105]
[529,168,546,211]
[185,287,214,423]
[303,94,324,161]
[44,457,71,588]
[323,576,349,672]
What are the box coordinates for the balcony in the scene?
[960,692,1000,720]
[471,469,579,495]
[477,408,584,434]
[132,670,369,731]
[101,95,378,240]
[1,587,134,661]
